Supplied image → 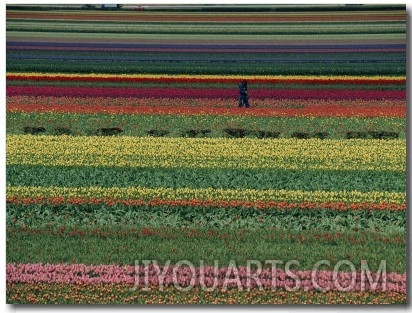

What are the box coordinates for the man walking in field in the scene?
[238,80,250,108]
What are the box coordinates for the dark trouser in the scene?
[238,96,250,108]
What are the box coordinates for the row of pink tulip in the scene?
[7,263,405,293]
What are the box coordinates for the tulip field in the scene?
[6,5,407,304]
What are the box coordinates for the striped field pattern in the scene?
[6,4,406,304]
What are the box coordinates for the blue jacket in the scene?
[239,83,248,97]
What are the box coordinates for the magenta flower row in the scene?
[6,86,405,100]
[7,263,406,293]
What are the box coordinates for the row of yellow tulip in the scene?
[7,72,406,82]
[6,186,405,204]
[6,135,405,172]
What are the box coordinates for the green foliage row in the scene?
[7,165,405,192]
[6,58,405,75]
[6,225,406,271]
[7,203,406,233]
[6,80,405,91]
[9,49,405,61]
